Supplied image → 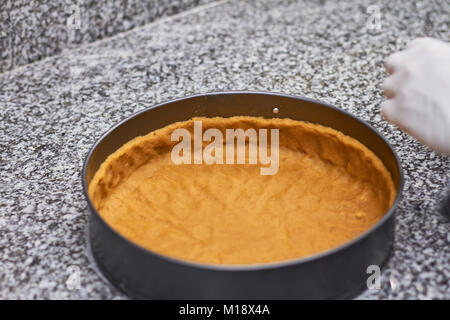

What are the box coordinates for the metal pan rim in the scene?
[82,90,404,271]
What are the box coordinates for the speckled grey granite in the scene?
[0,0,449,299]
[0,0,215,73]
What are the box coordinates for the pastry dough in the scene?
[89,117,396,264]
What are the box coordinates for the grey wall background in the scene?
[0,0,215,73]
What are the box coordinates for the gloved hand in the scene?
[381,37,450,155]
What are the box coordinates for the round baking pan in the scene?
[82,91,403,299]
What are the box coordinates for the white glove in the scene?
[381,37,450,155]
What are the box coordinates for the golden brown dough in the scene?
[89,117,396,265]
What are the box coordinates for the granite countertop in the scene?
[0,0,215,72]
[0,0,449,299]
